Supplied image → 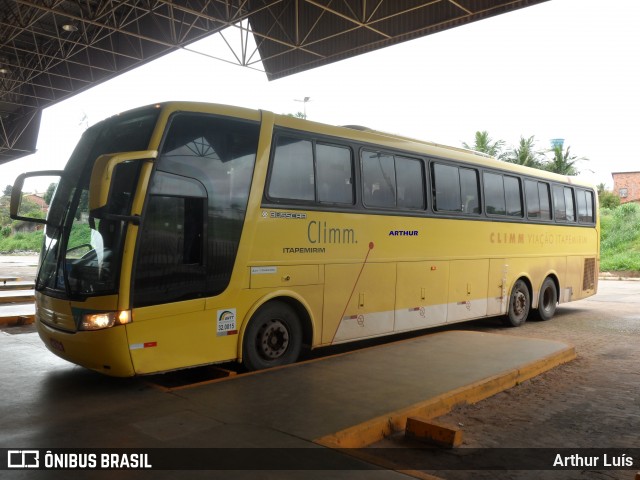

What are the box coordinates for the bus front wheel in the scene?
[537,277,558,321]
[504,279,530,327]
[242,302,302,371]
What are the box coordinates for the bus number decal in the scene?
[217,309,238,337]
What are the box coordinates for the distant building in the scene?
[612,171,640,204]
[24,194,49,213]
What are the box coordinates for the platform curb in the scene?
[315,343,576,449]
[0,313,35,326]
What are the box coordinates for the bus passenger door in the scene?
[322,263,396,344]
[394,261,449,332]
[447,260,489,323]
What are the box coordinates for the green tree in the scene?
[543,145,586,175]
[462,131,506,159]
[0,195,10,231]
[504,135,544,168]
[3,185,12,197]
[599,188,621,209]
[284,112,307,120]
[43,182,57,205]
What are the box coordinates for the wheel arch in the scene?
[237,291,315,362]
[509,274,533,307]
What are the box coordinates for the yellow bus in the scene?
[11,102,599,376]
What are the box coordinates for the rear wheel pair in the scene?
[504,277,557,327]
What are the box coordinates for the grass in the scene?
[0,223,91,254]
[599,202,640,271]
[0,230,43,253]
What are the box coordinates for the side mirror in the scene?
[10,171,63,224]
[89,150,157,222]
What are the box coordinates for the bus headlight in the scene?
[80,311,131,330]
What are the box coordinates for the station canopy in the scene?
[0,0,548,164]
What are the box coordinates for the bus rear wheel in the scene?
[537,277,558,321]
[504,279,530,327]
[242,301,302,371]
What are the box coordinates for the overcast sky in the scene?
[2,0,638,190]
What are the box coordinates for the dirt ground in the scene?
[371,280,640,479]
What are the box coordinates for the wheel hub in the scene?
[258,319,289,359]
[514,292,526,316]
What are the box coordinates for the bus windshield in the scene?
[37,108,159,298]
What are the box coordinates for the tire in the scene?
[504,279,530,327]
[242,302,302,371]
[537,277,558,321]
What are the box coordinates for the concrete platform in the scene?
[0,329,574,477]
[0,303,35,325]
[0,281,35,291]
[0,289,35,303]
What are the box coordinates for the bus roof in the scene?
[130,101,595,190]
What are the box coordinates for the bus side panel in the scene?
[564,256,584,303]
[394,261,449,332]
[323,263,396,344]
[487,259,508,316]
[447,260,489,323]
[128,299,225,375]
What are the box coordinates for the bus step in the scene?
[146,364,240,391]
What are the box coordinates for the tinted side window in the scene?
[432,163,479,214]
[460,168,480,214]
[504,175,523,217]
[137,113,259,307]
[484,172,506,215]
[525,180,540,218]
[396,156,425,209]
[362,152,396,208]
[564,187,575,222]
[576,189,595,223]
[538,183,551,220]
[525,180,552,220]
[362,151,425,210]
[269,137,314,201]
[432,163,461,212]
[553,185,566,221]
[316,144,354,204]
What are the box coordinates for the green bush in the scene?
[69,224,92,249]
[599,190,620,209]
[600,203,640,271]
[0,230,43,253]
